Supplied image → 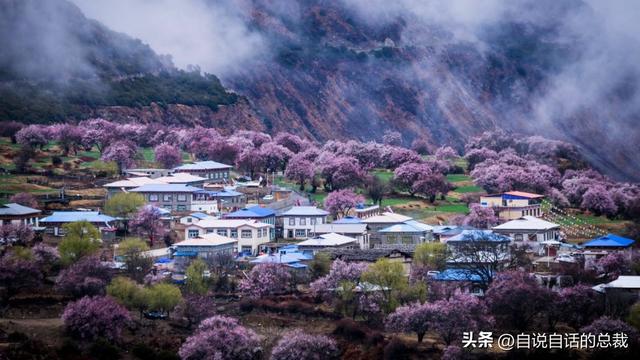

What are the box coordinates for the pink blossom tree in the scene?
[324,189,365,218]
[179,315,262,360]
[581,185,618,216]
[271,330,339,360]
[393,162,432,196]
[411,173,449,203]
[177,294,217,329]
[55,256,112,298]
[52,124,85,155]
[461,203,498,229]
[434,146,458,160]
[284,154,315,190]
[62,295,131,341]
[0,223,35,245]
[9,192,38,208]
[382,130,402,146]
[464,147,498,170]
[205,136,240,164]
[557,284,604,328]
[80,118,118,153]
[580,316,639,346]
[319,156,367,191]
[15,125,48,149]
[154,142,182,168]
[130,205,166,246]
[385,302,433,342]
[274,132,306,154]
[239,263,292,298]
[310,259,368,299]
[411,138,430,155]
[0,121,24,143]
[384,147,422,168]
[235,130,272,148]
[259,142,293,172]
[485,271,555,331]
[101,140,138,173]
[0,250,43,298]
[596,252,631,280]
[236,147,265,179]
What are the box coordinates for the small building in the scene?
[432,225,460,242]
[479,191,544,220]
[173,161,232,183]
[250,245,313,269]
[353,204,381,219]
[446,230,512,266]
[492,216,560,242]
[582,234,635,252]
[362,212,413,247]
[430,269,486,296]
[40,211,116,238]
[192,189,246,213]
[332,216,363,224]
[224,206,276,240]
[172,233,237,260]
[593,276,640,315]
[123,168,173,178]
[324,248,414,275]
[130,184,201,212]
[281,206,329,239]
[311,223,370,249]
[298,233,359,254]
[179,212,214,225]
[103,176,165,198]
[184,218,271,255]
[378,220,434,247]
[155,173,207,187]
[0,203,41,227]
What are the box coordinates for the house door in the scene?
[288,230,293,238]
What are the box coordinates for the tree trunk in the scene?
[417,332,425,343]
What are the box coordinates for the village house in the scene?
[280,206,330,239]
[492,216,561,243]
[0,203,41,227]
[103,176,165,199]
[429,269,487,296]
[130,184,201,212]
[172,233,238,260]
[479,191,545,220]
[192,188,246,214]
[249,245,312,269]
[352,204,381,219]
[361,212,413,247]
[155,173,207,187]
[324,248,414,275]
[445,230,512,267]
[378,220,434,247]
[581,234,636,268]
[310,222,370,249]
[179,212,214,225]
[593,276,640,315]
[173,161,232,183]
[184,218,271,255]
[39,211,116,240]
[224,206,276,240]
[297,232,359,254]
[123,168,173,178]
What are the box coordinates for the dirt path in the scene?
[0,317,64,346]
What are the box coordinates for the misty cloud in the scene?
[72,0,269,77]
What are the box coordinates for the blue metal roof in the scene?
[225,206,275,218]
[333,216,363,224]
[190,212,210,220]
[433,269,485,282]
[131,184,200,193]
[583,234,635,248]
[446,230,511,243]
[194,189,243,197]
[40,211,115,223]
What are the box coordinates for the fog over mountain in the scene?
[1,0,639,181]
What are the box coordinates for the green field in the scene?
[453,185,484,194]
[371,169,394,183]
[446,174,471,183]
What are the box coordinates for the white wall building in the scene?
[184,218,271,255]
[280,206,329,239]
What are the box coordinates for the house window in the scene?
[164,205,172,211]
[188,230,199,238]
[515,234,523,241]
[149,194,159,201]
[217,229,227,236]
[310,218,316,225]
[223,172,228,178]
[206,229,213,234]
[300,218,306,225]
[163,194,172,201]
[177,194,187,202]
[241,246,252,253]
[295,229,306,237]
[186,218,192,223]
[288,218,295,226]
[241,230,252,238]
[177,205,186,211]
[257,229,262,237]
[230,230,238,238]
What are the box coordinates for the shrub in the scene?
[178,315,261,360]
[89,338,121,360]
[271,330,339,360]
[55,256,112,298]
[62,295,131,341]
[383,338,411,360]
